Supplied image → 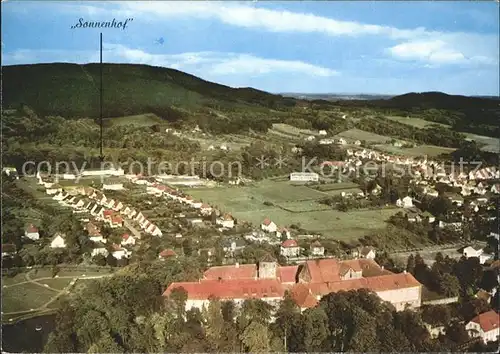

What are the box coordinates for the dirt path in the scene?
[2,272,112,316]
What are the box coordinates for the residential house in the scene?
[358,246,376,260]
[465,310,499,344]
[318,130,327,136]
[354,140,361,146]
[2,244,17,257]
[261,218,277,233]
[276,227,291,239]
[50,233,66,248]
[280,239,301,258]
[91,243,108,257]
[310,241,325,257]
[396,196,414,208]
[336,138,347,145]
[103,183,124,190]
[370,184,382,196]
[462,246,492,264]
[222,239,247,256]
[121,234,136,246]
[24,224,40,240]
[491,184,500,194]
[200,204,213,216]
[111,244,129,260]
[159,249,177,260]
[46,184,63,195]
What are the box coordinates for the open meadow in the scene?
[383,115,450,129]
[334,128,391,144]
[373,144,456,157]
[187,180,400,241]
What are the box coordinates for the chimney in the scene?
[403,270,407,274]
[235,262,239,268]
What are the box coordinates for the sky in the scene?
[2,0,499,95]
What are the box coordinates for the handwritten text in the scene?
[71,18,133,30]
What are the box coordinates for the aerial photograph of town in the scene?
[1,0,499,352]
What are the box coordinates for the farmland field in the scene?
[186,180,400,241]
[374,144,456,157]
[271,123,317,137]
[334,128,391,144]
[276,200,331,213]
[313,182,360,192]
[384,115,450,129]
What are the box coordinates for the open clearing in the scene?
[187,181,399,240]
[384,116,450,129]
[104,113,163,127]
[335,128,391,144]
[374,144,456,157]
[271,123,317,137]
[36,278,73,290]
[2,283,57,313]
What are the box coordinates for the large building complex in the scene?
[164,257,422,312]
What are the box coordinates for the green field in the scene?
[313,182,360,192]
[36,278,73,290]
[384,115,450,129]
[187,181,399,240]
[374,144,456,157]
[2,283,57,313]
[271,123,317,137]
[335,128,391,144]
[277,200,331,212]
[104,113,163,127]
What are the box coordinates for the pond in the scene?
[1,314,56,353]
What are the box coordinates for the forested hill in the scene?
[2,63,296,119]
[334,92,500,137]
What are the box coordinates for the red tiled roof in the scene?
[262,218,272,226]
[103,210,113,217]
[185,196,193,201]
[204,264,257,280]
[164,278,285,300]
[278,266,298,283]
[290,283,318,308]
[122,234,130,240]
[303,259,342,283]
[201,203,211,208]
[160,249,177,258]
[223,213,233,221]
[26,224,38,233]
[469,310,500,333]
[281,239,298,248]
[111,216,123,224]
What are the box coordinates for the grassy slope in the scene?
[3,63,288,118]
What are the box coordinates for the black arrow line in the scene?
[99,32,104,162]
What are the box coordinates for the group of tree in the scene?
[44,261,486,353]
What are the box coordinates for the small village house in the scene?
[396,196,414,208]
[50,233,67,249]
[310,241,325,257]
[465,310,499,343]
[24,224,40,240]
[159,249,177,260]
[261,218,277,233]
[121,234,136,246]
[280,239,301,258]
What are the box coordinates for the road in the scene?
[123,219,142,238]
[389,241,487,266]
[2,271,113,316]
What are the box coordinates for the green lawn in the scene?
[313,182,360,192]
[2,283,57,313]
[232,208,401,240]
[2,273,28,287]
[373,144,456,157]
[276,200,331,213]
[36,278,72,290]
